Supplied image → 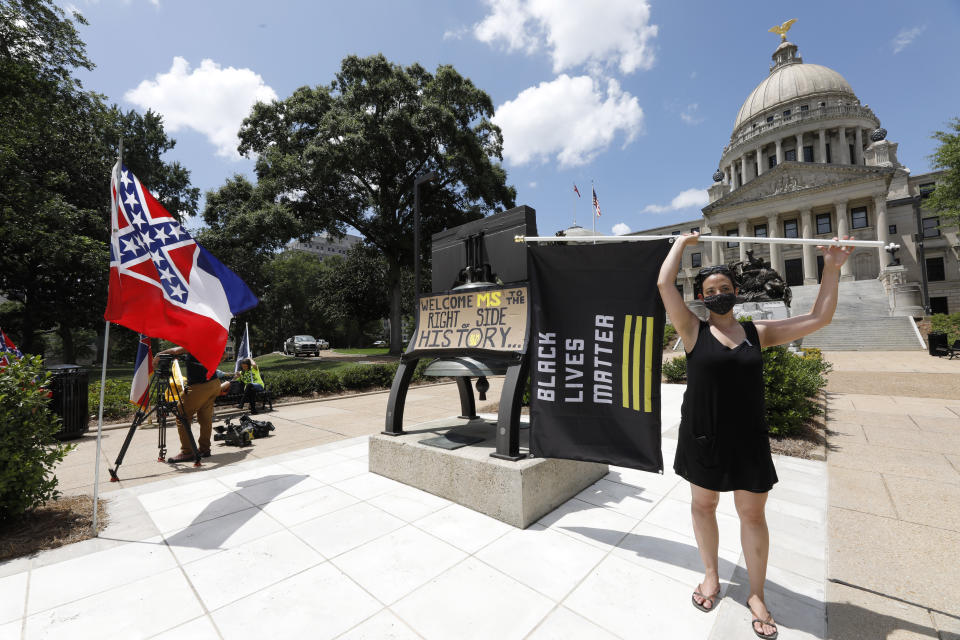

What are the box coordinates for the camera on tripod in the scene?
[213,415,275,447]
[155,352,176,376]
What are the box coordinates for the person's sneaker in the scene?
[168,451,195,463]
[199,449,211,458]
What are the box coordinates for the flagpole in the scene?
[93,137,122,535]
[591,180,596,244]
[572,185,577,227]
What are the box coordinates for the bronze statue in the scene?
[768,18,797,42]
[729,250,792,307]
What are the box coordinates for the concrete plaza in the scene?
[0,350,957,639]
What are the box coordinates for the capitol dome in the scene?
[730,41,859,139]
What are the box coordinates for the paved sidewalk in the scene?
[1,382,828,640]
[825,391,960,639]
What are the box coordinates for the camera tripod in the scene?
[108,354,202,481]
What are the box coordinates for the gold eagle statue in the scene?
[769,18,797,41]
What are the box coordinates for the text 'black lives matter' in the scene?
[528,240,671,472]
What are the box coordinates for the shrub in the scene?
[931,312,960,344]
[339,363,399,390]
[662,355,687,382]
[662,324,677,348]
[89,378,133,421]
[762,346,832,437]
[0,356,74,522]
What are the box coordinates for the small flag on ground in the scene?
[573,184,581,198]
[592,187,602,217]
[130,334,153,408]
[0,328,23,368]
[234,323,251,373]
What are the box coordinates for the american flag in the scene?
[0,328,22,368]
[592,187,601,217]
[573,184,581,198]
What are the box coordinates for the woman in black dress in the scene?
[657,232,851,640]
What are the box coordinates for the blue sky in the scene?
[69,0,959,238]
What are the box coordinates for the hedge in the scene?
[931,312,960,344]
[89,359,435,420]
[1,356,74,521]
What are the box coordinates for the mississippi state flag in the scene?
[105,162,258,374]
[234,324,251,373]
[130,334,153,408]
[0,328,22,368]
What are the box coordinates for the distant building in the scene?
[286,232,364,260]
[633,32,958,314]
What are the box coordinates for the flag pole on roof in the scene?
[92,137,122,535]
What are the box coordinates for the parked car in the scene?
[372,339,387,347]
[284,335,320,357]
[316,338,330,350]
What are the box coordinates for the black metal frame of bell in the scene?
[108,359,202,481]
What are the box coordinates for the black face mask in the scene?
[702,292,737,315]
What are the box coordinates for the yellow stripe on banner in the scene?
[644,316,654,413]
[622,315,633,409]
[632,316,643,411]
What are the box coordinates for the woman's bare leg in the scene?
[690,483,721,608]
[734,489,776,636]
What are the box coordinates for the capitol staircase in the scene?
[787,279,923,351]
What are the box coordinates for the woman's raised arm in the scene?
[658,233,701,352]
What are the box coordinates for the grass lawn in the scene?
[333,348,391,356]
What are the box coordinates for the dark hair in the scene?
[240,358,253,369]
[694,265,738,297]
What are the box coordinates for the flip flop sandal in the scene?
[691,586,721,612]
[751,615,778,640]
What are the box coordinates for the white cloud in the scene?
[612,222,631,235]
[493,74,643,167]
[642,188,709,214]
[125,57,278,159]
[680,103,703,125]
[892,26,925,54]
[528,181,537,188]
[443,26,469,40]
[474,0,658,74]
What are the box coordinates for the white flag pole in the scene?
[93,137,122,535]
[246,322,251,359]
[514,234,885,248]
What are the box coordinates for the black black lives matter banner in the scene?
[528,240,672,472]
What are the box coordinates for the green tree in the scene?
[238,54,515,354]
[927,117,960,228]
[0,0,198,360]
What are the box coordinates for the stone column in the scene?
[835,200,854,280]
[730,164,737,189]
[854,127,864,165]
[796,133,804,161]
[819,128,827,163]
[756,147,764,176]
[712,226,724,265]
[740,155,748,185]
[874,192,890,267]
[775,139,783,165]
[838,126,849,164]
[801,208,817,284]
[738,218,749,262]
[767,213,783,276]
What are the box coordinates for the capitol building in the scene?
[637,30,958,317]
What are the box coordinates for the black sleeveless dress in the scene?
[673,320,778,493]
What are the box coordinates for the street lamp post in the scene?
[413,171,437,299]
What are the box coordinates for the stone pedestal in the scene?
[879,266,923,317]
[369,417,608,529]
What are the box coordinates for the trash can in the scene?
[928,332,948,357]
[47,364,90,440]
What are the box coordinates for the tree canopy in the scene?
[927,117,960,228]
[238,54,516,353]
[0,0,198,359]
